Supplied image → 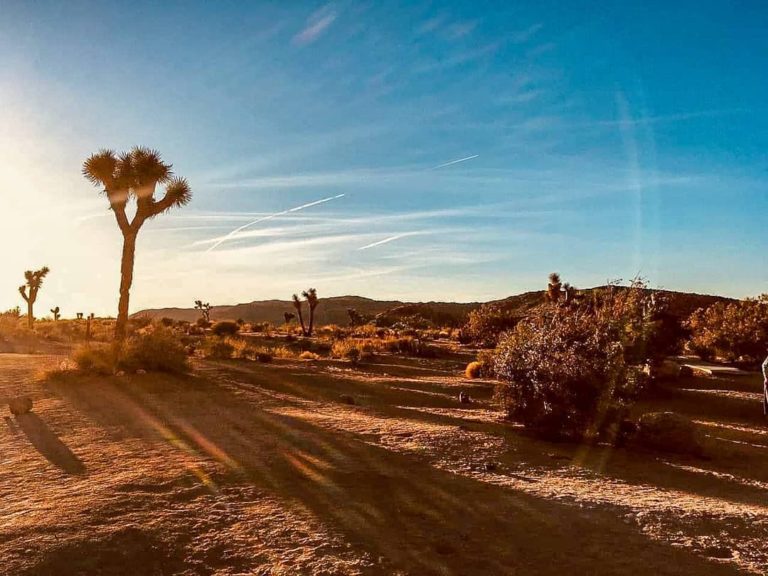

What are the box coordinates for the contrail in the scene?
[357,233,411,251]
[205,193,345,252]
[429,154,479,170]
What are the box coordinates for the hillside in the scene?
[134,288,734,327]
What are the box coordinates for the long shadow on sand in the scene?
[14,412,85,475]
[45,369,745,576]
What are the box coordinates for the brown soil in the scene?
[1,352,766,575]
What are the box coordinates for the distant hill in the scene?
[134,287,734,327]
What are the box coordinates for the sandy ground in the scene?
[1,352,767,575]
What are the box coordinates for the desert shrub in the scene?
[300,351,320,360]
[493,281,660,440]
[72,343,119,375]
[160,317,175,327]
[225,337,254,359]
[202,337,235,359]
[464,303,521,348]
[465,361,482,379]
[120,327,188,373]
[211,320,240,337]
[256,351,273,362]
[686,295,768,363]
[331,339,375,362]
[72,327,187,374]
[129,315,153,331]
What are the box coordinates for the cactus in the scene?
[18,267,50,329]
[50,306,61,321]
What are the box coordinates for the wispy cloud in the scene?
[204,194,345,252]
[510,23,543,44]
[357,233,415,251]
[293,5,337,46]
[429,154,479,170]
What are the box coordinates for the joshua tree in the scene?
[292,294,307,336]
[302,288,320,337]
[283,312,295,324]
[194,300,212,324]
[546,272,562,302]
[18,267,50,329]
[83,147,191,341]
[563,282,577,304]
[86,313,95,342]
[76,312,84,320]
[50,306,61,322]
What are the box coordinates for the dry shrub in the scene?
[463,303,521,347]
[300,351,320,360]
[493,281,660,440]
[72,327,187,374]
[211,321,240,337]
[465,361,482,379]
[201,337,235,359]
[331,339,375,362]
[686,294,768,363]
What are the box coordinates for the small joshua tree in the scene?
[302,288,320,337]
[19,267,50,329]
[292,294,307,336]
[194,300,212,324]
[83,147,191,341]
[563,283,577,304]
[284,312,295,324]
[50,306,61,322]
[546,272,562,302]
[76,312,84,320]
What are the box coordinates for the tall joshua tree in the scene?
[19,267,50,329]
[292,294,307,336]
[83,147,191,341]
[302,288,319,337]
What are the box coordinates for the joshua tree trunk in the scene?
[296,308,307,336]
[26,301,34,329]
[307,308,315,337]
[116,233,137,341]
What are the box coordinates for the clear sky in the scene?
[1,1,766,316]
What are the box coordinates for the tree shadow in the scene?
[46,372,744,575]
[15,413,85,475]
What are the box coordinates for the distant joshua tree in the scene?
[563,282,577,304]
[347,308,363,326]
[194,300,212,324]
[50,306,61,322]
[546,272,562,302]
[83,147,191,341]
[292,294,307,336]
[302,288,320,337]
[284,312,295,324]
[18,267,50,329]
[76,312,84,320]
[86,313,95,341]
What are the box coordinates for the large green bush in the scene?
[463,303,521,347]
[493,282,661,440]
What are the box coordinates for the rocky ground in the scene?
[1,352,766,575]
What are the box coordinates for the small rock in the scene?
[8,397,32,415]
[136,369,147,375]
[115,371,126,377]
[458,391,471,404]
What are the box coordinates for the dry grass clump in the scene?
[331,339,375,362]
[465,361,482,379]
[201,337,236,359]
[299,351,321,361]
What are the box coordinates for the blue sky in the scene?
[0,1,766,315]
